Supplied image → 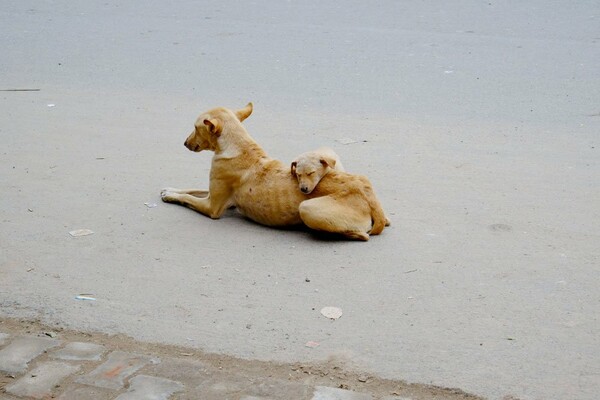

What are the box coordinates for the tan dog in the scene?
[296,169,390,240]
[291,150,391,239]
[161,103,388,240]
[291,147,344,194]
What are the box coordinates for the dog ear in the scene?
[235,102,253,122]
[203,118,222,136]
[320,156,336,169]
[290,161,297,178]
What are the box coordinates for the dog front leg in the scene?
[161,187,209,198]
[161,188,230,219]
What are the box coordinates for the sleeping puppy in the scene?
[290,147,344,194]
[291,148,391,238]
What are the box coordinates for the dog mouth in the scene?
[184,141,202,152]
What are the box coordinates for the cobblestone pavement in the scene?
[0,319,482,400]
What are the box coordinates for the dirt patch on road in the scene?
[0,317,483,399]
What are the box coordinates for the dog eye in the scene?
[307,172,315,176]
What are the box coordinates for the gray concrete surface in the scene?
[76,351,157,390]
[0,337,59,374]
[50,341,106,361]
[1,1,599,399]
[1,328,438,400]
[5,361,81,399]
[115,375,185,400]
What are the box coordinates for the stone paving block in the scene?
[51,341,106,361]
[76,350,158,389]
[244,377,313,399]
[186,371,312,400]
[57,385,115,400]
[194,370,254,395]
[0,332,9,346]
[176,390,217,400]
[312,386,373,400]
[0,336,60,374]
[177,370,247,400]
[115,375,184,400]
[143,356,210,382]
[5,361,80,399]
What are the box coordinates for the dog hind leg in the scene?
[299,197,371,241]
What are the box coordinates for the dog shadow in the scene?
[256,221,357,242]
[198,208,363,242]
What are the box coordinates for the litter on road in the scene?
[320,307,343,320]
[69,229,94,237]
[335,137,358,145]
[74,295,97,301]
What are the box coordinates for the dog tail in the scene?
[359,176,387,235]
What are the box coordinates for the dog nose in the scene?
[301,187,309,193]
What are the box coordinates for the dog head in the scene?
[184,102,253,152]
[291,152,337,194]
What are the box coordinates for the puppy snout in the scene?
[301,186,309,193]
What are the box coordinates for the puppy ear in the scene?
[235,102,253,122]
[203,118,222,136]
[290,161,297,178]
[320,156,336,169]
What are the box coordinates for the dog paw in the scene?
[160,187,180,202]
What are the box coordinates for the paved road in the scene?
[1,319,478,399]
[1,2,599,399]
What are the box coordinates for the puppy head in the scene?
[184,103,253,152]
[291,154,336,194]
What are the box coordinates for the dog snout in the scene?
[301,186,309,194]
[184,139,198,151]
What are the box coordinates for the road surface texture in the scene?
[1,1,598,399]
[0,319,479,399]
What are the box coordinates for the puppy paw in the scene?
[345,231,370,241]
